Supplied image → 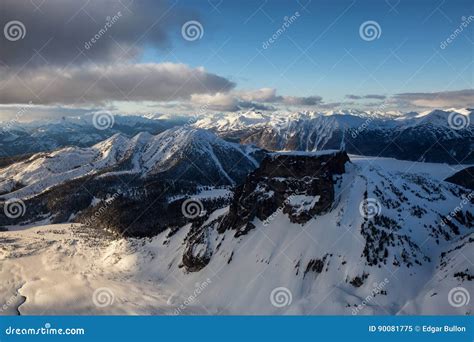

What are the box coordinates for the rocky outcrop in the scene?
[218,151,350,237]
[445,167,474,190]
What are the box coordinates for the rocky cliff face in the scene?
[445,166,474,190]
[196,110,474,164]
[217,151,350,238]
[177,151,351,272]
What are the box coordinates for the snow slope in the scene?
[0,127,261,199]
[1,156,472,315]
[194,109,474,164]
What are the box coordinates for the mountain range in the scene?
[0,124,472,314]
[195,108,474,164]
[2,108,472,165]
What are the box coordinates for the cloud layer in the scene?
[190,88,324,112]
[0,0,194,68]
[0,63,235,105]
[346,94,387,100]
[393,89,474,109]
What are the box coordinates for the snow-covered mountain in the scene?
[194,109,474,164]
[0,127,264,235]
[2,108,472,165]
[0,127,262,200]
[0,151,472,315]
[0,113,182,158]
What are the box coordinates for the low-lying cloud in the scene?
[239,88,323,106]
[346,94,387,100]
[393,89,474,109]
[191,88,323,112]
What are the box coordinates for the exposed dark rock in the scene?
[218,151,350,237]
[236,112,474,165]
[445,167,474,190]
[349,272,369,287]
[304,254,329,277]
[454,269,474,281]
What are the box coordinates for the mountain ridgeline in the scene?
[0,126,473,315]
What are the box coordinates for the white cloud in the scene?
[393,89,474,109]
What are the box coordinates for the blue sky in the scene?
[0,0,472,120]
[143,0,473,104]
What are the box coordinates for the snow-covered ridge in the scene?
[193,108,473,132]
[192,108,473,164]
[0,127,261,199]
[0,155,472,315]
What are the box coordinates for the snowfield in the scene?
[0,156,472,315]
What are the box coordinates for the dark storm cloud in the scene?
[0,63,235,105]
[0,0,194,68]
